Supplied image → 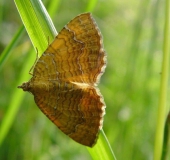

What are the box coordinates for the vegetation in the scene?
[0,0,169,159]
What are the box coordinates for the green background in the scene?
[0,0,167,159]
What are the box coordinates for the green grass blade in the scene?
[87,129,116,160]
[30,0,57,41]
[14,0,57,54]
[162,113,170,160]
[0,25,25,70]
[154,0,170,159]
[0,50,35,146]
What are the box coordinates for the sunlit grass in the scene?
[0,0,168,159]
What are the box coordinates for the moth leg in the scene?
[29,47,39,75]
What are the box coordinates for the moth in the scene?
[18,13,106,147]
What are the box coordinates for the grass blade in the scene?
[0,26,25,70]
[87,130,116,160]
[154,0,170,159]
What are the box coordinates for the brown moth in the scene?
[18,13,106,147]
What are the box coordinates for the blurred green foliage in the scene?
[0,0,166,159]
